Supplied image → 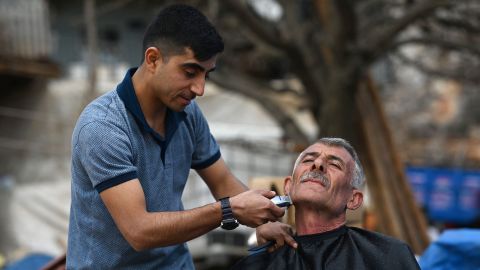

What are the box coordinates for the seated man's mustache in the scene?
[299,171,330,188]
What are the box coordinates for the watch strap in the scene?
[219,197,239,230]
[220,197,235,220]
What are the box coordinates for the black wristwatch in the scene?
[219,197,239,230]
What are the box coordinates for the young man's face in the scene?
[150,47,217,112]
[285,143,359,215]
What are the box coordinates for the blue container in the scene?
[405,167,432,208]
[406,166,480,224]
[457,172,480,223]
[427,168,461,223]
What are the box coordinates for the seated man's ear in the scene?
[346,190,363,210]
[283,176,293,196]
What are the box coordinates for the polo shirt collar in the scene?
[116,68,186,143]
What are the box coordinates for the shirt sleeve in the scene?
[189,101,221,170]
[74,120,137,192]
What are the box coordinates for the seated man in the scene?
[233,138,420,270]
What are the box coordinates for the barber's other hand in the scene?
[229,190,285,227]
[256,221,297,252]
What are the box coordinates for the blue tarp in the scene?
[406,166,480,224]
[4,253,53,270]
[419,229,480,270]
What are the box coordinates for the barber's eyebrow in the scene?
[181,62,216,73]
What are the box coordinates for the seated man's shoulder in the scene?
[349,226,402,240]
[231,244,289,270]
[348,226,413,253]
[348,227,419,269]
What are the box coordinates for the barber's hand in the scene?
[256,221,297,252]
[229,190,285,227]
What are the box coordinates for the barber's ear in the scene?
[346,189,363,210]
[283,176,292,195]
[144,47,162,70]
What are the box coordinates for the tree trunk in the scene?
[354,75,430,254]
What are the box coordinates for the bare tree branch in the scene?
[360,0,451,62]
[222,0,289,50]
[432,16,480,35]
[393,37,480,56]
[210,69,310,145]
[394,52,480,83]
[359,13,394,35]
[356,0,390,16]
[313,0,356,60]
[278,0,308,46]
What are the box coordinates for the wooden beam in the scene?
[0,57,61,78]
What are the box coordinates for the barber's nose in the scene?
[191,78,205,96]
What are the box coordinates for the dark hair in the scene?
[142,4,224,62]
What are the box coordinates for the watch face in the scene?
[221,218,239,230]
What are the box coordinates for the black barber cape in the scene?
[232,225,420,270]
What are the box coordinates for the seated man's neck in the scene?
[294,209,346,235]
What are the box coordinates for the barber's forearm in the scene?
[125,202,222,251]
[197,158,248,199]
[211,175,248,200]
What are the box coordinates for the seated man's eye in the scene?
[330,163,341,169]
